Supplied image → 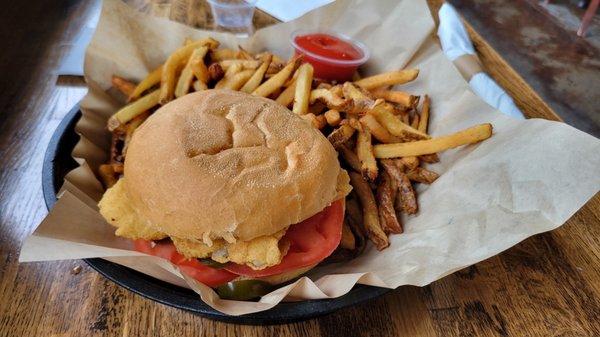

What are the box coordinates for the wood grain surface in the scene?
[0,0,598,336]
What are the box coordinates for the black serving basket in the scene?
[41,104,390,324]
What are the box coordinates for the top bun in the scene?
[123,89,341,243]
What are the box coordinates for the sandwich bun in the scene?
[123,89,342,243]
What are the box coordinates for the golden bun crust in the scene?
[124,90,341,243]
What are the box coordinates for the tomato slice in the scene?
[224,199,344,278]
[133,239,237,287]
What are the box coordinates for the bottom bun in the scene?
[233,264,318,285]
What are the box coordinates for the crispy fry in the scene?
[343,82,374,114]
[192,80,208,91]
[359,114,401,143]
[418,95,430,133]
[346,196,363,229]
[402,113,410,124]
[371,89,419,108]
[217,69,254,90]
[275,80,296,107]
[327,124,355,148]
[309,88,348,110]
[175,48,209,97]
[240,55,271,93]
[99,164,118,189]
[355,124,378,181]
[300,113,326,129]
[406,167,439,184]
[111,76,136,97]
[108,89,159,131]
[111,163,124,174]
[308,102,327,115]
[188,46,210,84]
[419,153,440,163]
[129,65,162,101]
[376,171,402,234]
[370,99,430,140]
[374,124,493,158]
[236,46,254,60]
[340,222,356,250]
[400,156,419,170]
[210,48,236,61]
[122,111,150,155]
[324,109,342,127]
[208,63,225,82]
[220,59,261,70]
[354,69,419,90]
[252,56,300,97]
[330,84,343,97]
[348,172,389,250]
[411,113,420,129]
[316,82,333,90]
[338,144,361,172]
[292,63,314,115]
[266,60,285,76]
[381,160,417,214]
[223,62,242,79]
[159,38,219,104]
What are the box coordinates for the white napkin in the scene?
[255,0,334,22]
[437,3,524,119]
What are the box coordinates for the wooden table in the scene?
[1,0,599,336]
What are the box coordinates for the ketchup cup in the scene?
[290,29,370,82]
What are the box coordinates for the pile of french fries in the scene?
[101,36,493,258]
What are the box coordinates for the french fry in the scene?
[122,112,150,155]
[309,88,348,110]
[159,38,219,105]
[108,89,160,131]
[208,63,225,82]
[410,113,420,129]
[111,163,124,174]
[418,95,430,133]
[223,62,242,78]
[300,113,326,129]
[240,55,271,93]
[292,63,314,115]
[316,114,327,129]
[129,66,162,101]
[381,160,417,214]
[400,156,419,170]
[111,76,136,97]
[210,48,236,61]
[327,124,355,148]
[266,61,285,76]
[316,82,333,90]
[236,46,254,60]
[370,99,430,140]
[175,48,209,97]
[189,46,210,84]
[330,84,343,97]
[219,69,255,90]
[192,80,208,91]
[419,153,440,163]
[342,82,374,114]
[374,124,493,158]
[359,114,401,143]
[406,167,439,184]
[338,144,361,172]
[98,164,118,189]
[355,124,378,181]
[324,109,342,127]
[402,113,410,124]
[354,69,419,90]
[275,80,296,107]
[348,172,389,250]
[376,171,402,234]
[371,88,419,108]
[340,222,356,250]
[252,56,300,97]
[220,59,261,70]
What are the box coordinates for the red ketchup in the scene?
[291,32,369,82]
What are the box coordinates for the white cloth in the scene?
[437,3,524,119]
[255,0,333,22]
